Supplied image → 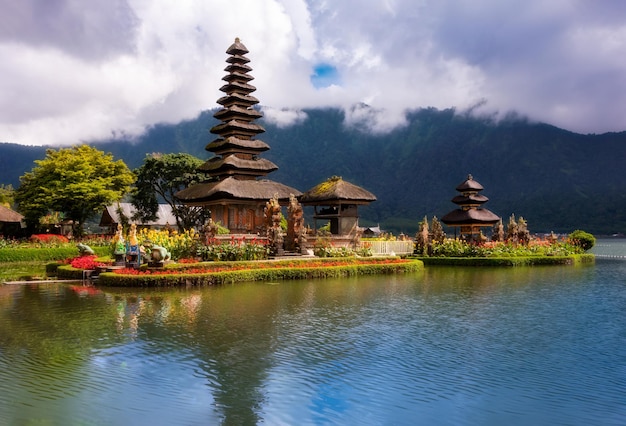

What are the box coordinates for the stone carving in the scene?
[77,243,95,256]
[286,194,305,252]
[264,194,283,255]
[148,243,171,264]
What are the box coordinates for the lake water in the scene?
[0,240,625,425]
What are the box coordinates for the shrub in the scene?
[197,237,269,261]
[568,230,596,251]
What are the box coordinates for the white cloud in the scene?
[1,0,626,145]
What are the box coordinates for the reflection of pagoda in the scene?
[176,38,300,233]
[441,174,500,239]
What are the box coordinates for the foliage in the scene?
[0,184,14,208]
[0,246,109,262]
[131,153,211,231]
[14,145,134,236]
[134,228,199,261]
[568,230,596,251]
[427,238,584,258]
[418,254,595,266]
[0,261,49,281]
[29,234,70,246]
[197,237,269,261]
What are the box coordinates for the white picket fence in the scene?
[364,240,415,256]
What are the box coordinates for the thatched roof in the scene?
[0,205,23,223]
[456,174,484,192]
[198,156,278,175]
[441,208,500,226]
[451,194,489,205]
[299,176,376,205]
[205,136,270,153]
[175,177,301,205]
[99,203,177,227]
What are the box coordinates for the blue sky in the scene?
[1,0,626,145]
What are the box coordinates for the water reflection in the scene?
[0,260,624,425]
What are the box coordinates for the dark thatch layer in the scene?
[205,136,270,153]
[213,106,262,122]
[198,156,278,174]
[451,194,489,205]
[456,174,484,192]
[210,120,265,137]
[441,208,500,225]
[299,176,376,204]
[217,93,259,107]
[175,177,301,204]
[0,205,23,223]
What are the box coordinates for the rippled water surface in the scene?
[0,241,625,425]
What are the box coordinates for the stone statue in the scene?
[128,223,139,246]
[148,243,171,264]
[77,243,95,256]
[287,194,305,251]
[203,218,219,244]
[113,223,126,255]
[264,194,283,255]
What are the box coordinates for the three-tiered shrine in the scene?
[441,174,500,239]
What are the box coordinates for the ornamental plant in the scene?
[136,228,199,260]
[69,255,106,270]
[429,238,583,258]
[197,236,269,261]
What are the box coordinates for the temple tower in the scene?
[176,38,300,233]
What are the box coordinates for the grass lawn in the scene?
[0,261,49,282]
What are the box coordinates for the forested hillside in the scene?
[2,107,626,235]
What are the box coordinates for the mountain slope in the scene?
[2,107,625,235]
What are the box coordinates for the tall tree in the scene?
[131,153,211,231]
[0,184,14,208]
[14,145,134,236]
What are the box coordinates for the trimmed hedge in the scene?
[415,254,595,267]
[0,246,110,262]
[92,260,424,287]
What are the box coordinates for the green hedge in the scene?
[94,261,424,287]
[415,254,595,266]
[0,246,110,262]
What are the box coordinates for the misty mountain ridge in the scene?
[2,106,625,235]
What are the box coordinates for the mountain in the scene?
[2,107,626,235]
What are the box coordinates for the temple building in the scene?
[175,38,300,233]
[299,176,376,237]
[441,174,500,239]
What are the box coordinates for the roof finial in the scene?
[235,37,240,43]
[467,174,473,180]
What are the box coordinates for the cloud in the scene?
[1,0,626,145]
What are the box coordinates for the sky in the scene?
[2,0,626,146]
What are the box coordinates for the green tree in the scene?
[0,184,14,208]
[131,153,211,231]
[14,145,134,236]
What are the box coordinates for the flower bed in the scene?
[93,257,423,287]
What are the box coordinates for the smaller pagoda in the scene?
[299,176,376,236]
[441,174,500,239]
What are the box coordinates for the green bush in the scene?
[0,246,109,262]
[568,230,596,251]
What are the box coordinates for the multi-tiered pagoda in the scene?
[441,174,500,239]
[176,38,300,233]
